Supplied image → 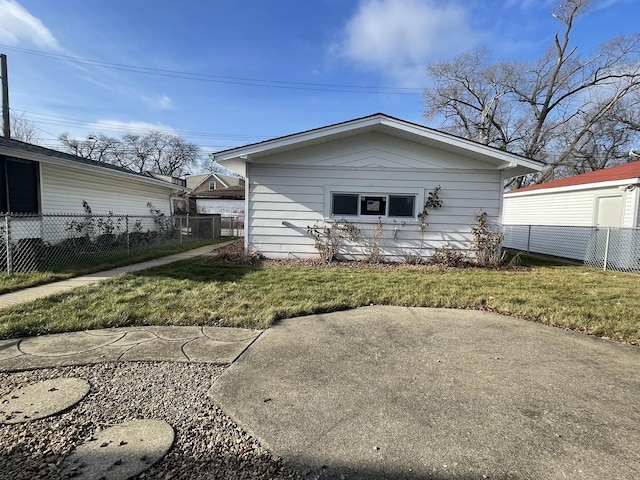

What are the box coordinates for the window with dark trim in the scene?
[331,192,416,218]
[208,180,216,190]
[0,156,40,214]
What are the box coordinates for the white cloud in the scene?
[87,120,177,136]
[157,94,174,110]
[0,0,58,49]
[144,93,175,111]
[333,0,480,86]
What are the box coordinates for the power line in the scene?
[15,109,270,143]
[0,44,423,95]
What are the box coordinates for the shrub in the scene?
[429,244,468,268]
[472,210,505,267]
[306,220,361,262]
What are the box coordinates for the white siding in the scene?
[40,163,173,215]
[196,199,244,215]
[246,135,502,261]
[503,185,637,227]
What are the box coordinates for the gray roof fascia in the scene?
[0,138,185,192]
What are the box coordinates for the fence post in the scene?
[603,227,611,271]
[125,215,130,255]
[526,225,531,254]
[179,216,183,244]
[5,215,12,274]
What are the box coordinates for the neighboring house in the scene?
[213,113,542,261]
[186,172,244,193]
[0,136,185,242]
[0,136,184,216]
[503,161,640,228]
[188,185,245,216]
[502,161,640,268]
[185,173,245,216]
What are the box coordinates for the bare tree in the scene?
[9,111,39,143]
[120,132,199,176]
[58,131,200,177]
[423,0,640,187]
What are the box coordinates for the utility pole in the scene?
[1,54,9,139]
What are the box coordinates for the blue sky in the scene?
[0,0,638,161]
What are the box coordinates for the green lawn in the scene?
[0,240,228,294]
[1,255,638,345]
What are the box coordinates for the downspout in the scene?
[498,170,506,226]
[243,163,250,255]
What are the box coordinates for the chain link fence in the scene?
[0,213,233,274]
[503,224,640,273]
[221,215,244,238]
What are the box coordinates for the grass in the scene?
[0,254,639,345]
[0,239,230,294]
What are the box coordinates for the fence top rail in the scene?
[502,224,640,232]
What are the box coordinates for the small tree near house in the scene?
[472,210,504,267]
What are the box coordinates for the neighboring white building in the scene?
[503,161,640,228]
[503,161,640,267]
[0,136,185,243]
[184,173,245,216]
[0,136,184,216]
[213,113,542,261]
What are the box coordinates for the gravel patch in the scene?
[0,362,303,479]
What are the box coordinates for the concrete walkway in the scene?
[0,241,234,310]
[0,325,262,372]
[209,306,640,480]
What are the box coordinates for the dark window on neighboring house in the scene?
[0,156,40,214]
[208,181,216,190]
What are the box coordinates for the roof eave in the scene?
[0,145,186,192]
[213,114,543,176]
[505,177,640,196]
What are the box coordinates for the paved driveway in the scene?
[209,306,640,480]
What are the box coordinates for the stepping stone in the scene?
[61,419,174,480]
[0,377,90,424]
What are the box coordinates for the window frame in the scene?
[325,186,423,221]
[208,180,216,190]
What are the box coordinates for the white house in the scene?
[503,161,640,228]
[213,113,542,261]
[0,136,185,243]
[0,136,184,216]
[185,173,245,216]
[502,161,640,268]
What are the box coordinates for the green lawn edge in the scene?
[1,255,638,345]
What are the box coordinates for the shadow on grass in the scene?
[132,257,262,284]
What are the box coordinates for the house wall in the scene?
[40,162,174,216]
[196,199,245,215]
[190,175,244,195]
[503,184,637,227]
[245,133,502,261]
